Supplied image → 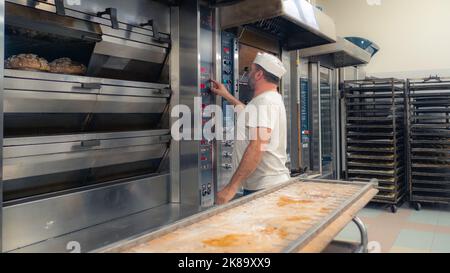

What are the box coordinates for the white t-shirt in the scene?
[232,91,291,191]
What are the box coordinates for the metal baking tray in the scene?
[411,140,450,145]
[412,179,450,186]
[348,177,399,186]
[411,100,450,106]
[346,124,398,129]
[347,146,397,153]
[346,93,404,99]
[347,116,402,122]
[412,108,450,114]
[410,195,450,204]
[346,101,404,107]
[412,171,450,177]
[344,86,404,92]
[411,163,450,169]
[412,187,450,194]
[346,131,399,137]
[347,168,402,176]
[347,161,398,168]
[347,153,395,161]
[346,139,399,145]
[410,124,450,129]
[348,107,403,112]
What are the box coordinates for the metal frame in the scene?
[177,0,218,207]
[309,62,321,172]
[308,62,340,179]
[352,216,368,253]
[282,50,293,169]
[298,58,311,171]
[334,69,341,180]
[318,65,337,179]
[338,67,359,181]
[177,0,201,206]
[96,178,375,253]
[0,0,5,253]
[213,5,222,196]
[288,51,300,171]
[169,6,180,203]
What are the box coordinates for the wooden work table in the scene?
[100,178,378,253]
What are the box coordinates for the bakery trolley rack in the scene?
[343,78,407,213]
[407,77,450,211]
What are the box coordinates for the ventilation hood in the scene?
[220,0,337,50]
[298,37,372,67]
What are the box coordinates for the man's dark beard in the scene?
[249,76,255,91]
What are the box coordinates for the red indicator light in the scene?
[201,67,206,73]
[200,83,206,89]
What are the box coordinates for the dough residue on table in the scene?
[277,196,314,207]
[202,234,252,247]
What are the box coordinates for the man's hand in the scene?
[210,79,245,108]
[210,79,230,98]
[216,184,239,205]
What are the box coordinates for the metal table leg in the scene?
[352,216,368,253]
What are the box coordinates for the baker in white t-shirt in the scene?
[211,52,290,205]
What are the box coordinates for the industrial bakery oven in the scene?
[0,0,338,253]
[1,0,175,252]
[297,37,373,179]
[0,0,233,253]
[216,0,337,188]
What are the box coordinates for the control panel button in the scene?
[222,163,232,170]
[223,151,233,158]
[224,141,234,147]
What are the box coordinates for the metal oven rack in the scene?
[407,77,450,210]
[343,78,407,213]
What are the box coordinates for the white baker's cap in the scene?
[253,52,287,79]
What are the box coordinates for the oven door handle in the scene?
[97,8,119,30]
[140,19,170,44]
[81,83,102,90]
[44,0,65,16]
[80,140,101,148]
[54,0,65,16]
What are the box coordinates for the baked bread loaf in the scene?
[49,58,87,75]
[5,54,50,72]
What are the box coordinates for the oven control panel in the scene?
[218,31,237,190]
[199,6,215,208]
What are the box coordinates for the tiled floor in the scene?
[334,203,450,253]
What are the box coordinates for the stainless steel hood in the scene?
[220,0,337,49]
[298,37,372,67]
